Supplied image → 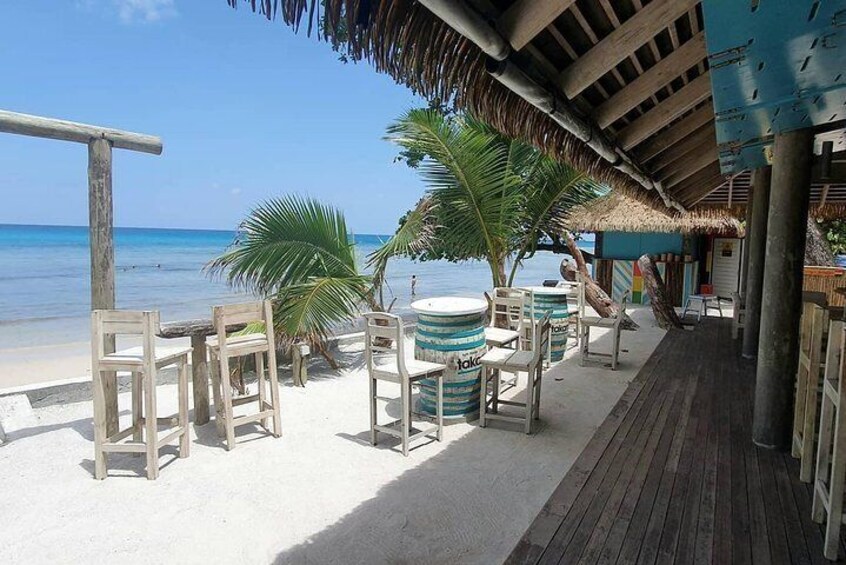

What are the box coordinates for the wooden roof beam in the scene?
[617,72,712,150]
[662,149,719,188]
[593,31,706,128]
[651,122,716,173]
[634,102,715,162]
[558,0,700,98]
[498,0,577,52]
[672,162,725,202]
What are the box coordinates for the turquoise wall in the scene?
[600,232,684,260]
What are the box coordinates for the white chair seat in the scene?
[484,327,521,347]
[374,358,446,378]
[480,347,534,371]
[207,332,269,352]
[581,316,617,328]
[103,345,192,368]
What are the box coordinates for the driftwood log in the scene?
[637,254,683,329]
[563,233,639,331]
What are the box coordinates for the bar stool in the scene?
[364,312,445,456]
[792,302,828,482]
[580,290,629,370]
[91,310,191,480]
[812,319,846,560]
[479,312,551,434]
[208,300,281,451]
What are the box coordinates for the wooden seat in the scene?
[365,312,445,456]
[207,301,281,451]
[792,302,829,482]
[812,319,846,560]
[91,310,191,480]
[580,290,628,370]
[479,312,550,434]
[484,326,522,348]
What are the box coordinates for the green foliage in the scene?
[820,219,846,255]
[372,108,604,287]
[207,195,373,363]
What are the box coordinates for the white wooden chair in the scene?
[364,312,445,456]
[479,312,551,434]
[580,290,629,370]
[730,291,746,339]
[792,302,829,482]
[566,277,586,345]
[812,319,846,560]
[484,287,524,349]
[207,300,281,451]
[91,310,191,480]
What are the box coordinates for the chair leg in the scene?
[479,366,488,428]
[144,365,159,480]
[492,367,501,414]
[266,346,283,438]
[534,364,542,421]
[524,369,534,435]
[178,359,190,458]
[437,374,444,441]
[612,328,621,371]
[92,368,108,480]
[401,377,410,456]
[209,351,224,438]
[256,352,268,431]
[369,375,378,446]
[219,354,237,451]
[131,371,142,449]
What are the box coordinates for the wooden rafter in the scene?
[593,31,706,128]
[662,150,719,188]
[498,0,577,52]
[635,102,715,162]
[673,162,725,203]
[558,0,700,98]
[651,122,716,173]
[617,72,712,150]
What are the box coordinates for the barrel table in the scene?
[523,286,571,362]
[411,297,488,420]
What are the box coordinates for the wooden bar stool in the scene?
[91,310,191,480]
[812,319,846,560]
[208,301,281,451]
[364,312,445,456]
[792,302,829,482]
[479,312,550,434]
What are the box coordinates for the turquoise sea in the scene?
[0,224,592,349]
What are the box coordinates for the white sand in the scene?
[0,307,664,565]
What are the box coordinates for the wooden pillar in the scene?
[742,166,771,359]
[740,184,753,293]
[88,137,118,435]
[752,130,814,449]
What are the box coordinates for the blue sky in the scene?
[0,1,427,233]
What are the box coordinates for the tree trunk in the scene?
[563,233,639,331]
[637,254,684,330]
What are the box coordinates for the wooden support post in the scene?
[190,335,209,425]
[739,176,751,294]
[753,130,814,449]
[742,166,771,359]
[88,137,118,436]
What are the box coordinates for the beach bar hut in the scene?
[225,0,846,560]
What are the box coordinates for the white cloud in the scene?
[115,0,177,23]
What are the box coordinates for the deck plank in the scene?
[506,318,846,565]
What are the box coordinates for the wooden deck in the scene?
[507,318,844,564]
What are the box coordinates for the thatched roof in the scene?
[226,1,846,212]
[567,192,744,236]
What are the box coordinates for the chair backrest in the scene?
[212,300,275,351]
[531,312,552,365]
[91,309,160,360]
[489,287,526,332]
[363,312,407,376]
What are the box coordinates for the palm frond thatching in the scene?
[224,0,667,211]
[567,192,745,236]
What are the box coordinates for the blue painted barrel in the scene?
[524,287,570,362]
[411,298,488,419]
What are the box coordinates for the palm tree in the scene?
[207,195,374,368]
[371,108,603,288]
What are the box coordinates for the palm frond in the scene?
[366,196,436,287]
